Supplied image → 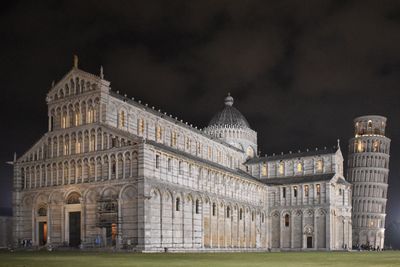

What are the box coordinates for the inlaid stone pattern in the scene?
[11,60,353,252]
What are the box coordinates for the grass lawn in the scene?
[0,251,399,267]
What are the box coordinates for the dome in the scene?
[208,93,250,128]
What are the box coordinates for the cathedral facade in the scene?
[12,59,352,252]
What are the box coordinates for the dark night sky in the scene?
[1,0,400,242]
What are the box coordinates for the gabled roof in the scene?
[246,147,338,164]
[260,173,335,185]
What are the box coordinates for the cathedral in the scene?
[12,57,360,252]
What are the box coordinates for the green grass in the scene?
[0,251,399,267]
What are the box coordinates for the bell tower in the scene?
[347,115,390,249]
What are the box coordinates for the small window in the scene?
[112,162,116,175]
[262,213,265,223]
[297,162,302,173]
[304,185,309,197]
[138,119,145,135]
[279,162,284,175]
[38,207,47,216]
[176,197,180,211]
[294,186,298,197]
[251,211,255,221]
[179,161,183,175]
[167,158,172,172]
[212,203,216,216]
[155,155,160,169]
[227,207,230,218]
[239,208,243,220]
[261,163,267,176]
[282,187,286,198]
[119,110,126,128]
[156,125,162,142]
[316,184,321,196]
[284,214,290,227]
[195,199,200,214]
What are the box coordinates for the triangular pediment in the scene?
[46,67,110,102]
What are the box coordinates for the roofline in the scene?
[354,115,387,122]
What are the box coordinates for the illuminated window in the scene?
[138,119,145,135]
[304,185,309,197]
[171,131,177,146]
[62,114,68,128]
[356,140,364,152]
[89,138,95,152]
[75,111,80,126]
[64,143,69,155]
[76,140,82,154]
[316,184,321,196]
[261,163,267,176]
[373,141,379,152]
[156,125,162,142]
[119,110,126,128]
[297,162,303,173]
[316,159,323,172]
[284,214,290,227]
[246,146,254,158]
[278,162,285,175]
[87,107,95,123]
[294,186,298,197]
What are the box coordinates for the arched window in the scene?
[261,163,267,176]
[316,184,321,196]
[239,208,243,220]
[176,197,181,211]
[246,146,254,158]
[297,162,302,173]
[212,203,216,216]
[167,158,172,172]
[155,155,160,169]
[138,119,145,135]
[304,185,309,197]
[178,161,183,175]
[76,140,82,154]
[75,111,81,126]
[119,110,126,128]
[251,211,255,221]
[262,213,265,223]
[38,206,47,216]
[278,162,284,176]
[67,192,81,204]
[156,125,162,142]
[170,131,177,146]
[87,107,95,123]
[284,214,290,227]
[195,199,200,214]
[227,206,231,218]
[316,159,323,172]
[293,186,298,197]
[62,114,68,128]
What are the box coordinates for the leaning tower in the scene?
[347,115,390,249]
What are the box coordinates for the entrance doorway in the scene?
[307,236,313,248]
[38,222,47,246]
[69,212,81,247]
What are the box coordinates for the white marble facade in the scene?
[12,60,352,252]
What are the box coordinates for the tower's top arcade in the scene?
[353,115,387,137]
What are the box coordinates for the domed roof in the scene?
[208,93,250,128]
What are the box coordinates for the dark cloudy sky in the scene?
[1,0,400,244]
